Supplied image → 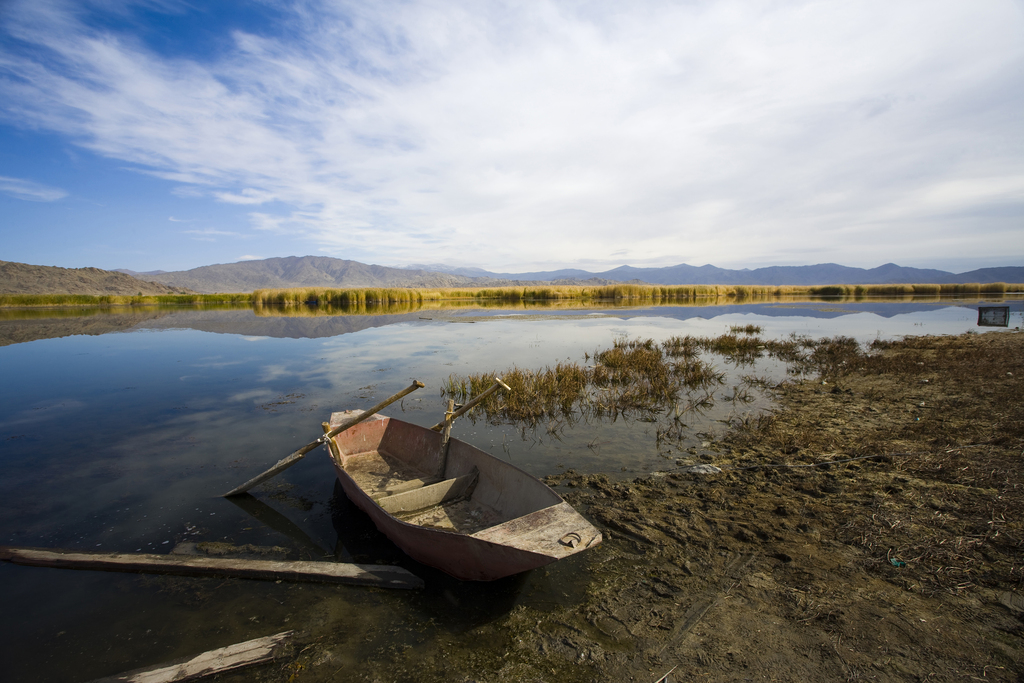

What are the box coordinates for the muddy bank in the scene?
[188,332,1024,681]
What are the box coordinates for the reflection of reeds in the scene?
[0,293,252,307]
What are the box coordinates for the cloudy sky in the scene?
[1,0,1021,274]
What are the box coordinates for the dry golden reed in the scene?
[246,281,1023,307]
[4,282,1020,308]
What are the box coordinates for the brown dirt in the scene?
[270,331,1024,682]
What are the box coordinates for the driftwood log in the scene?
[89,630,295,683]
[0,546,422,589]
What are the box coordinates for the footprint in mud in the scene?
[595,616,631,642]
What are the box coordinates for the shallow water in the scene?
[0,295,1021,681]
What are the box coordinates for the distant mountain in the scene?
[115,268,168,276]
[9,256,1019,298]
[401,263,494,278]
[101,257,1024,293]
[140,256,480,293]
[408,262,1024,286]
[600,262,960,286]
[956,267,1024,283]
[0,260,193,295]
[402,263,597,280]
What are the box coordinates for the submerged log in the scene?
[0,546,423,589]
[89,630,295,683]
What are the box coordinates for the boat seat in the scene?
[376,470,479,516]
[369,477,442,501]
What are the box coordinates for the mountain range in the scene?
[0,260,192,295]
[405,262,1024,286]
[119,256,1024,293]
[4,257,1022,296]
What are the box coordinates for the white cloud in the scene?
[0,175,68,202]
[183,228,242,237]
[181,227,245,242]
[0,0,1022,270]
[214,188,278,205]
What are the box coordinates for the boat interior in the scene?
[327,411,561,534]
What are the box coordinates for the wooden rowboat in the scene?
[325,410,602,581]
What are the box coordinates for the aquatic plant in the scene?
[442,335,740,425]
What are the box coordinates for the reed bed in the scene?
[246,281,1024,307]
[5,282,1021,308]
[6,282,1015,309]
[251,287,443,306]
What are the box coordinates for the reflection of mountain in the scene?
[134,308,430,338]
[0,308,175,346]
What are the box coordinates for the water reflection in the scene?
[2,293,1021,347]
[226,493,331,558]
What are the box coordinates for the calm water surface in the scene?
[1,296,1020,681]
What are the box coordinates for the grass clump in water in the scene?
[445,336,730,425]
[444,332,892,428]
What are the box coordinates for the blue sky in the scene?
[1,0,1022,274]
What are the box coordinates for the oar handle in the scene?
[430,377,510,431]
[222,380,425,497]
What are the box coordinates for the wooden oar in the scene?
[430,377,511,432]
[222,380,425,497]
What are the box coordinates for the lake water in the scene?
[1,295,1021,681]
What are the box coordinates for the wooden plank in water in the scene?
[90,630,295,683]
[0,546,423,590]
